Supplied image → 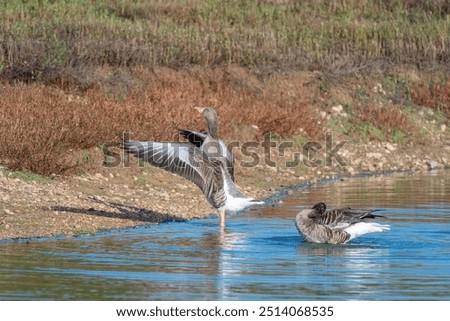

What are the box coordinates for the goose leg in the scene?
[219,209,225,230]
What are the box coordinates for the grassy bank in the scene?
[0,0,449,177]
[1,0,449,81]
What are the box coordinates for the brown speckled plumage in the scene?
[295,202,389,244]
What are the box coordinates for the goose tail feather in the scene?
[345,222,390,241]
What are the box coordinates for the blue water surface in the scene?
[1,171,449,300]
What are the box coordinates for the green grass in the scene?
[290,134,310,147]
[355,122,385,142]
[136,175,147,186]
[1,0,449,80]
[137,158,145,168]
[327,117,356,137]
[82,149,92,163]
[293,163,309,177]
[3,169,52,184]
[434,111,448,123]
[391,128,407,144]
[383,76,412,102]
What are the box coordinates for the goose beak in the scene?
[194,106,205,113]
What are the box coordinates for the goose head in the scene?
[312,202,327,215]
[195,106,217,122]
[194,106,219,139]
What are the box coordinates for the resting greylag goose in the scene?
[176,107,234,181]
[124,109,262,229]
[295,202,390,244]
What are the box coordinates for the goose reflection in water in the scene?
[296,243,389,297]
[194,227,248,300]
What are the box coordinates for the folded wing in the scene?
[314,207,383,228]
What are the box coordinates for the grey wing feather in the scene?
[313,208,377,227]
[123,141,222,203]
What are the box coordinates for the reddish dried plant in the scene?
[357,105,409,133]
[412,79,450,117]
[0,68,319,175]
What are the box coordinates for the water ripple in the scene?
[1,171,450,300]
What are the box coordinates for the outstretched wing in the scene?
[123,141,223,206]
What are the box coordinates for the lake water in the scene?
[1,171,449,300]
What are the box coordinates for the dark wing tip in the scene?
[176,128,206,148]
[362,212,386,219]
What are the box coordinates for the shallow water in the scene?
[1,171,450,300]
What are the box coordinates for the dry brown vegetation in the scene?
[357,105,409,133]
[0,67,318,175]
[412,79,450,117]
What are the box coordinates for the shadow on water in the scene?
[1,171,450,300]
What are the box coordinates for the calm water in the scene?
[1,171,450,300]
